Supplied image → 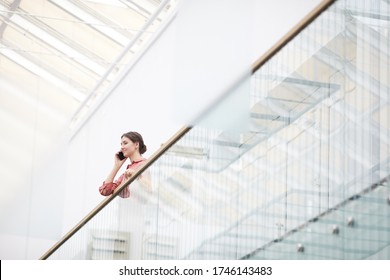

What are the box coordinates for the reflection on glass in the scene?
[47,0,390,260]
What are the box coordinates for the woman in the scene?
[99,131,150,198]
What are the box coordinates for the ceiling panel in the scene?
[0,0,177,204]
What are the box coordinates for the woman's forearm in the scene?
[105,165,122,183]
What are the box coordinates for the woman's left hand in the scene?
[124,168,136,180]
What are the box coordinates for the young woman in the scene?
[99,131,150,198]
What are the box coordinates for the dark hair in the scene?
[121,131,147,154]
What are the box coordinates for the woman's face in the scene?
[121,136,139,158]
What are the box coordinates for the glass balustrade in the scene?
[45,0,390,260]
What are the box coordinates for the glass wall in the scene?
[46,0,390,260]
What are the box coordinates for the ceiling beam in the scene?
[0,0,21,38]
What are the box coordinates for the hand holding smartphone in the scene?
[117,151,126,160]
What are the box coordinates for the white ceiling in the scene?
[0,0,176,126]
[0,0,176,204]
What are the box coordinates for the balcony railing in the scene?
[41,0,390,260]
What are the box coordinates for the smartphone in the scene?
[117,151,126,160]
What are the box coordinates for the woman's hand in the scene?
[114,151,126,166]
[124,168,136,180]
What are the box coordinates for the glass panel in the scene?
[46,0,390,260]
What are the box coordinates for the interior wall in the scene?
[0,73,70,259]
